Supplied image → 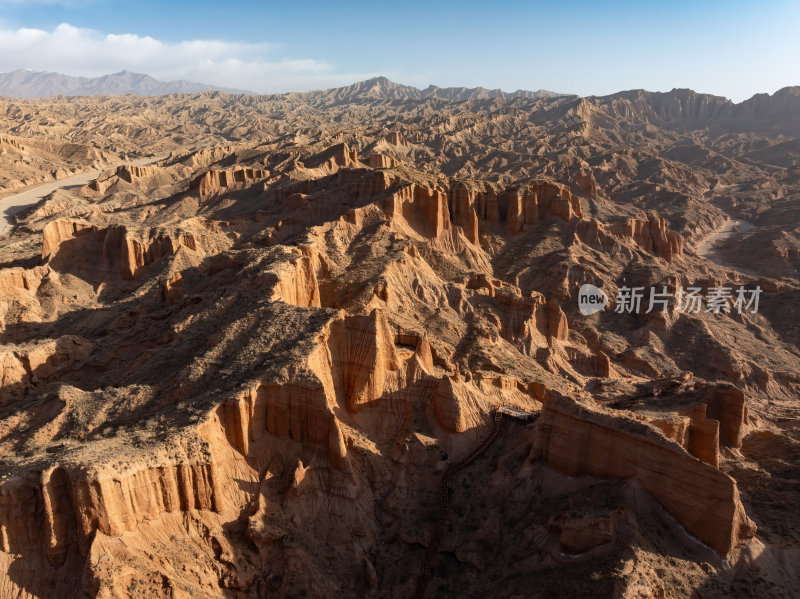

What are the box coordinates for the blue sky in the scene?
[0,0,798,100]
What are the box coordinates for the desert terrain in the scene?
[0,79,799,598]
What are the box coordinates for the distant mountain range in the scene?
[275,78,800,136]
[1,71,796,132]
[0,70,562,100]
[294,76,563,102]
[0,69,250,97]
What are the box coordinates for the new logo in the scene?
[578,284,608,315]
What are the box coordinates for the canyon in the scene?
[0,79,798,598]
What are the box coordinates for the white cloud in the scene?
[0,23,373,92]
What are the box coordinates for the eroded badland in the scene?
[1,80,799,598]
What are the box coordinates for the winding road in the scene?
[695,214,757,274]
[0,156,162,237]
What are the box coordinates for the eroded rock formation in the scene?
[533,393,755,554]
[1,82,798,598]
[193,167,270,198]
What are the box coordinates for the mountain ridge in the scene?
[1,70,797,134]
[585,85,800,134]
[0,69,250,98]
[315,75,564,101]
[2,69,797,115]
